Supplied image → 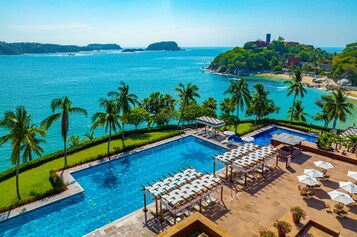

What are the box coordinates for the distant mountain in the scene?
[0,42,121,55]
[145,41,181,51]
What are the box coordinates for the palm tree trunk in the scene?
[255,115,258,126]
[108,123,111,159]
[121,122,125,148]
[64,137,67,169]
[236,104,239,118]
[29,148,32,161]
[332,116,338,129]
[290,95,297,124]
[177,106,185,130]
[15,156,21,200]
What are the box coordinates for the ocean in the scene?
[0,47,355,171]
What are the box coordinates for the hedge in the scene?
[0,125,180,182]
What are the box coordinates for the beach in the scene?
[257,73,357,100]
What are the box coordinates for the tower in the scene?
[266,33,271,43]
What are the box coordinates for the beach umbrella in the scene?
[297,175,318,186]
[328,190,354,205]
[224,130,236,136]
[348,171,357,181]
[313,161,334,170]
[339,182,357,194]
[304,169,323,178]
[242,136,255,142]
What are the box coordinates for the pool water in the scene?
[0,136,226,237]
[252,127,318,146]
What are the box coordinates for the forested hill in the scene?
[0,42,121,55]
[208,37,332,74]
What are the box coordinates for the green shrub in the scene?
[49,170,66,191]
[316,132,334,151]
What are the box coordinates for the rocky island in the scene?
[122,48,144,53]
[145,41,181,51]
[0,42,122,55]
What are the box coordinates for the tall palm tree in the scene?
[108,82,138,147]
[91,98,121,158]
[22,124,46,162]
[314,96,331,129]
[325,89,354,129]
[41,96,87,169]
[287,100,308,122]
[175,83,200,129]
[0,106,44,200]
[284,68,307,124]
[202,97,217,110]
[225,78,251,120]
[220,97,234,115]
[246,84,279,125]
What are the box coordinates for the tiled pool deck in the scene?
[1,126,357,237]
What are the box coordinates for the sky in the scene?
[0,0,357,47]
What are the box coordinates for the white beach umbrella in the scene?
[313,161,334,170]
[348,171,357,181]
[223,130,236,136]
[339,182,357,194]
[242,136,255,142]
[297,175,318,186]
[304,169,323,178]
[328,190,354,205]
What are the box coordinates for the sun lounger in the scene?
[166,215,182,226]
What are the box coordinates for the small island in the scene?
[122,48,144,53]
[145,41,181,51]
[0,42,122,55]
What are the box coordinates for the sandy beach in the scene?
[258,73,357,100]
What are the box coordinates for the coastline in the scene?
[256,73,357,101]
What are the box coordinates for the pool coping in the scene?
[0,131,228,224]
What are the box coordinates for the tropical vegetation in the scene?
[332,42,357,85]
[41,96,88,169]
[175,83,200,129]
[0,106,45,200]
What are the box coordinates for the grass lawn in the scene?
[221,122,261,135]
[0,130,180,210]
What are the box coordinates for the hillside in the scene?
[0,42,121,55]
[208,37,332,75]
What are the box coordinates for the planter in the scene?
[278,230,286,237]
[292,212,301,223]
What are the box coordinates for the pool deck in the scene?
[85,129,357,237]
[2,126,357,237]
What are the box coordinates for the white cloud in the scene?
[8,23,92,31]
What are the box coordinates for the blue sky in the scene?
[0,0,356,47]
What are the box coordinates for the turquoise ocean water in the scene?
[0,47,355,172]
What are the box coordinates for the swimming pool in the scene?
[252,127,318,146]
[0,136,226,237]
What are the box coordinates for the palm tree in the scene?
[225,78,251,120]
[314,96,331,129]
[324,89,354,129]
[220,97,234,115]
[346,135,357,153]
[246,83,279,125]
[202,97,217,110]
[108,82,138,147]
[0,106,44,200]
[287,100,308,122]
[22,124,46,162]
[284,68,307,124]
[84,131,95,142]
[91,98,121,158]
[175,83,200,129]
[41,96,87,169]
[67,135,82,148]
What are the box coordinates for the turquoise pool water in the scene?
[0,136,226,237]
[252,127,318,146]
